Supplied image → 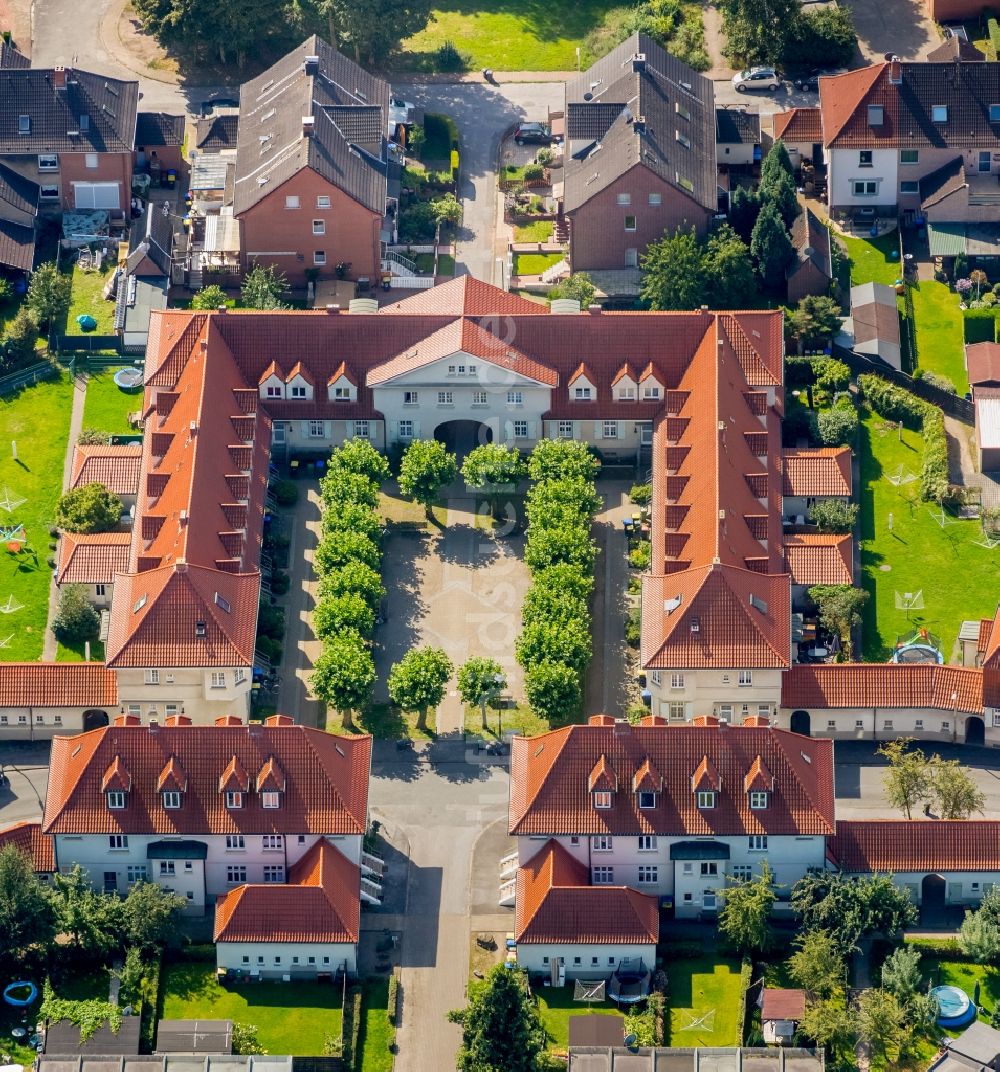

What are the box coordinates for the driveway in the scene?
[0,742,50,827]
[841,0,940,60]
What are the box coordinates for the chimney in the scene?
[149,719,159,732]
[631,52,647,73]
[303,54,319,75]
[633,115,646,134]
[302,115,315,138]
[175,558,187,573]
[53,65,67,91]
[587,304,602,314]
[888,55,902,84]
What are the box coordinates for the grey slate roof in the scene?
[233,35,389,217]
[926,35,986,62]
[0,68,139,153]
[563,34,716,215]
[195,114,239,151]
[788,207,832,281]
[126,204,173,276]
[716,107,760,146]
[920,155,966,209]
[0,40,29,69]
[135,112,184,147]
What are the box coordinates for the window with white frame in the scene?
[263,866,284,882]
[84,152,98,169]
[308,420,325,438]
[670,673,684,689]
[95,584,106,597]
[398,420,413,438]
[617,193,631,206]
[211,672,226,688]
[592,835,613,851]
[668,702,685,721]
[145,669,159,685]
[37,153,58,171]
[757,704,769,717]
[638,791,657,809]
[39,184,59,200]
[127,865,147,883]
[314,251,326,265]
[592,790,612,809]
[643,384,661,400]
[942,721,951,731]
[266,385,282,398]
[883,720,893,730]
[638,835,657,851]
[618,384,636,400]
[235,668,246,685]
[225,791,243,809]
[226,835,245,850]
[226,866,247,884]
[638,866,658,884]
[603,420,618,439]
[312,219,325,235]
[649,670,661,686]
[738,670,752,686]
[262,835,283,850]
[162,791,182,809]
[317,195,331,208]
[749,791,768,809]
[403,390,419,405]
[354,420,369,438]
[285,195,300,209]
[696,790,716,809]
[107,791,126,809]
[290,385,307,398]
[472,390,487,406]
[513,420,528,438]
[573,386,592,400]
[624,215,636,232]
[261,791,280,808]
[700,862,718,876]
[648,192,662,205]
[557,420,573,438]
[109,835,128,850]
[334,386,352,400]
[853,180,878,196]
[593,866,614,884]
[437,391,453,405]
[507,390,523,406]
[748,835,768,851]
[732,864,752,881]
[159,861,175,876]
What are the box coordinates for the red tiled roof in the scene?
[509,724,835,837]
[761,989,806,1021]
[214,837,360,943]
[773,108,823,144]
[782,448,852,497]
[57,531,131,585]
[70,444,142,496]
[42,724,372,836]
[831,819,1000,872]
[783,533,852,586]
[967,343,1000,388]
[982,606,1000,668]
[379,275,548,317]
[818,65,888,147]
[744,755,773,793]
[0,821,55,872]
[514,840,659,945]
[782,664,983,714]
[0,662,117,707]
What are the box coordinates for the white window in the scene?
[262,835,283,850]
[234,669,246,685]
[447,365,456,375]
[145,669,159,685]
[638,866,658,884]
[263,866,284,882]
[682,863,693,874]
[403,390,419,406]
[285,195,300,209]
[757,704,770,717]
[39,184,59,200]
[316,195,330,208]
[261,791,280,809]
[507,390,523,406]
[593,790,612,809]
[399,420,414,439]
[700,862,718,877]
[696,791,716,809]
[290,385,307,398]
[107,791,126,810]
[468,365,477,374]
[827,720,837,729]
[184,861,193,872]
[593,866,614,884]
[749,791,768,810]
[354,420,369,438]
[853,181,878,196]
[618,385,636,400]
[943,721,951,731]
[855,720,865,729]
[162,791,182,810]
[573,386,592,400]
[35,714,43,724]
[95,584,106,597]
[128,703,141,716]
[159,861,175,876]
[648,192,662,205]
[312,219,325,235]
[472,390,487,406]
[557,420,573,438]
[643,385,661,400]
[84,153,98,169]
[732,864,752,881]
[38,153,58,171]
[649,670,661,686]
[638,791,657,809]
[334,386,352,400]
[225,791,243,809]
[901,181,919,194]
[227,866,247,884]
[54,715,62,725]
[211,672,226,688]
[617,193,631,206]
[127,865,147,883]
[738,670,752,687]
[748,835,768,852]
[226,835,246,850]
[513,420,528,438]
[266,385,282,398]
[437,391,453,405]
[313,251,326,265]
[109,835,128,850]
[670,673,684,690]
[638,835,657,851]
[883,720,893,730]
[592,835,613,852]
[602,420,617,439]
[308,420,325,438]
[668,702,685,721]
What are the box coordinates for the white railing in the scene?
[383,249,418,273]
[362,851,386,877]
[360,876,383,904]
[389,275,435,290]
[541,257,570,284]
[499,849,519,870]
[498,879,516,906]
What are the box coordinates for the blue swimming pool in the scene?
[931,985,976,1028]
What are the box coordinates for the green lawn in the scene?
[357,979,394,1072]
[909,279,968,395]
[535,985,622,1051]
[843,232,903,287]
[64,263,118,336]
[160,961,343,1055]
[0,374,74,661]
[515,220,555,242]
[859,408,1000,660]
[664,956,743,1046]
[513,252,564,277]
[81,367,139,436]
[413,253,456,277]
[463,701,549,738]
[400,0,618,70]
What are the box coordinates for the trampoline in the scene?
[113,367,144,392]
[931,985,976,1028]
[2,981,37,1007]
[892,643,944,664]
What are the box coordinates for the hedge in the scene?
[341,985,362,1068]
[387,973,399,1053]
[138,950,162,1053]
[737,955,754,1045]
[964,308,1000,345]
[857,374,949,502]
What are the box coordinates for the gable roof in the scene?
[820,60,1000,149]
[773,108,823,144]
[514,839,659,944]
[831,819,1000,872]
[783,532,852,586]
[0,218,35,271]
[509,722,835,837]
[234,36,389,217]
[788,208,832,282]
[782,663,984,713]
[0,40,29,69]
[135,112,184,147]
[967,342,1000,387]
[126,205,174,277]
[0,661,117,708]
[927,35,986,62]
[716,107,760,146]
[564,34,716,215]
[380,275,548,317]
[57,530,131,585]
[195,113,239,152]
[70,443,142,496]
[851,282,900,347]
[761,989,807,1021]
[920,155,967,210]
[0,67,139,153]
[0,820,55,872]
[43,723,372,835]
[214,837,360,943]
[782,447,852,497]
[0,161,39,219]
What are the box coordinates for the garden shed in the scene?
[43,1017,141,1055]
[155,1020,233,1055]
[842,282,901,370]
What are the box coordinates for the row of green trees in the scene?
[879,737,986,819]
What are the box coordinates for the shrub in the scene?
[536,147,554,166]
[190,284,230,310]
[808,499,859,533]
[0,277,12,304]
[630,483,652,506]
[55,483,123,533]
[270,570,290,595]
[77,428,111,445]
[816,403,858,446]
[52,584,100,643]
[271,479,298,507]
[435,41,467,71]
[26,261,71,331]
[921,370,957,394]
[625,607,641,648]
[990,16,1000,59]
[522,162,544,182]
[813,358,851,393]
[629,540,652,570]
[1,308,39,372]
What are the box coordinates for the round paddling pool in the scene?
[2,981,38,1007]
[931,985,976,1028]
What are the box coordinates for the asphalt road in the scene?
[0,743,51,826]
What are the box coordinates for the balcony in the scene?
[498,877,516,907]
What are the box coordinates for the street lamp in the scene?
[493,673,505,740]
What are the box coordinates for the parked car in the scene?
[514,122,552,145]
[789,66,848,91]
[732,67,782,93]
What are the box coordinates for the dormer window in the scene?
[195,620,207,638]
[574,386,592,400]
[107,791,126,810]
[638,791,657,809]
[162,790,182,809]
[749,791,768,809]
[266,385,281,398]
[592,791,612,809]
[261,791,280,809]
[225,791,243,809]
[696,790,716,809]
[643,385,660,400]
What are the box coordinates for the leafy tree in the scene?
[549,272,596,309]
[718,861,776,953]
[190,284,231,310]
[524,661,581,723]
[307,0,435,64]
[960,888,1000,962]
[790,872,917,956]
[1,308,39,371]
[761,141,794,185]
[729,186,761,244]
[457,657,506,729]
[878,738,932,819]
[524,525,597,573]
[787,298,843,353]
[533,564,593,602]
[52,584,100,645]
[807,584,868,658]
[241,264,288,309]
[316,561,385,611]
[52,865,121,955]
[26,262,71,331]
[526,477,601,525]
[462,444,527,516]
[720,0,800,64]
[750,201,794,293]
[759,166,800,230]
[448,964,545,1072]
[813,355,851,392]
[931,756,986,818]
[326,437,390,484]
[56,482,122,533]
[133,0,286,65]
[321,501,382,543]
[398,439,458,519]
[816,403,858,446]
[704,225,756,308]
[314,530,380,573]
[641,227,708,310]
[784,4,857,67]
[310,634,375,731]
[856,988,907,1068]
[798,993,855,1053]
[515,617,591,674]
[321,471,381,510]
[807,498,859,533]
[314,591,376,640]
[432,193,462,226]
[880,944,922,1001]
[527,439,599,483]
[786,929,845,997]
[387,647,453,731]
[522,584,590,627]
[120,881,186,950]
[231,1022,264,1055]
[0,843,56,967]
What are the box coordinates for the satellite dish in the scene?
[583,92,593,101]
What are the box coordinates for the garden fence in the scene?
[0,360,58,397]
[51,333,123,354]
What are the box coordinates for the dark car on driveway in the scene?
[514,122,552,145]
[788,66,847,91]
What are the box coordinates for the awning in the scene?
[147,840,208,859]
[669,840,731,860]
[927,222,967,257]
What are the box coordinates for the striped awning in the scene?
[927,222,967,257]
